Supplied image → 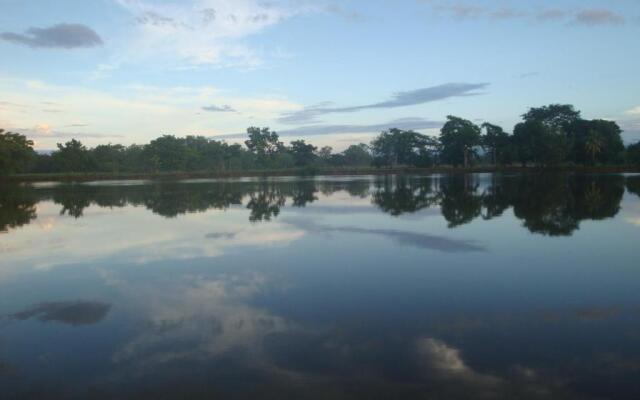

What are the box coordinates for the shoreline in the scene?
[2,165,639,183]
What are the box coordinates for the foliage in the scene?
[371,129,434,167]
[625,142,640,166]
[439,116,481,167]
[0,130,36,175]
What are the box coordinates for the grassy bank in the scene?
[2,165,639,183]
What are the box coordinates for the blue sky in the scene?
[1,0,639,150]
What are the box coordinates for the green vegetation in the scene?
[1,103,639,177]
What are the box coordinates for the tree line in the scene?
[1,104,639,175]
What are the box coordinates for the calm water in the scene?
[1,173,640,399]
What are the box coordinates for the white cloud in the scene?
[416,337,501,386]
[114,0,315,68]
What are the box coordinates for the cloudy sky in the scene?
[0,0,639,150]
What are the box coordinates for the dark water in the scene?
[1,173,640,399]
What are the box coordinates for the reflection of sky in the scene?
[1,177,640,398]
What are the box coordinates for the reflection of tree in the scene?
[0,184,37,232]
[439,176,482,228]
[509,174,578,236]
[53,184,94,218]
[509,174,624,236]
[572,175,624,221]
[289,180,318,207]
[372,176,438,216]
[247,184,286,222]
[2,175,626,233]
[627,176,640,198]
[480,175,512,220]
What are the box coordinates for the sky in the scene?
[0,0,639,151]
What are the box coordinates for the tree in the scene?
[513,120,566,166]
[439,116,481,167]
[571,119,624,165]
[92,144,125,173]
[52,139,95,172]
[290,140,317,167]
[627,142,640,166]
[584,130,603,165]
[317,146,333,165]
[371,129,430,167]
[143,135,188,172]
[481,123,510,165]
[343,143,372,166]
[0,130,36,174]
[244,127,283,168]
[518,104,579,165]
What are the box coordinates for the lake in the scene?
[1,173,640,399]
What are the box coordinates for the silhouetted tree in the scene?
[439,116,481,167]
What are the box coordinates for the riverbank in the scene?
[2,165,639,183]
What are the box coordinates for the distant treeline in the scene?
[2,104,640,175]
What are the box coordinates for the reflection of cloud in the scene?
[626,217,640,226]
[416,337,500,386]
[283,218,485,253]
[112,272,296,370]
[205,231,238,239]
[7,301,111,326]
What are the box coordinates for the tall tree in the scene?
[371,129,430,167]
[244,127,283,167]
[481,122,510,165]
[518,104,579,165]
[0,130,36,174]
[343,144,372,166]
[627,142,640,166]
[439,116,481,167]
[571,119,624,165]
[52,139,95,172]
[290,140,317,167]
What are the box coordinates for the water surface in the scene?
[1,173,640,399]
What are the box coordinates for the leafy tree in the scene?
[52,139,95,172]
[481,123,511,165]
[244,127,283,168]
[518,104,580,165]
[92,144,126,173]
[513,120,565,166]
[371,129,431,167]
[0,130,36,174]
[290,140,317,167]
[439,116,481,167]
[570,119,624,165]
[143,135,188,172]
[343,143,372,166]
[317,146,333,165]
[627,142,640,166]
